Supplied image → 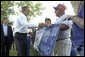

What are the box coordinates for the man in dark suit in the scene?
[1,17,14,56]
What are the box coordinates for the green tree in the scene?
[1,1,45,20]
[1,1,14,20]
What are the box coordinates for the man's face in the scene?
[24,8,30,16]
[55,9,64,17]
[45,20,51,27]
[3,18,8,24]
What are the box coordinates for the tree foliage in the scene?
[1,1,45,20]
[1,1,14,20]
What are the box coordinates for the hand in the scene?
[38,23,45,27]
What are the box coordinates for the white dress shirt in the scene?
[13,13,38,35]
[3,24,8,36]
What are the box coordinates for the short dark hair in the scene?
[45,18,51,22]
[3,16,8,20]
[2,16,8,22]
[22,6,28,11]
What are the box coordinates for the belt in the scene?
[56,37,70,41]
[16,32,27,34]
[4,36,8,38]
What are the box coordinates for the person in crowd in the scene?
[33,23,45,56]
[1,17,14,56]
[52,4,73,56]
[13,6,39,56]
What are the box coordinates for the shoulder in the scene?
[1,24,2,25]
[62,19,73,24]
[18,13,26,20]
[1,24,3,29]
[8,25,12,28]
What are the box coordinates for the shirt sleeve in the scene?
[55,15,72,24]
[18,15,38,29]
[61,20,73,29]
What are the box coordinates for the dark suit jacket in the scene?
[1,24,14,47]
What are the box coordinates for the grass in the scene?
[9,44,17,56]
[9,44,81,56]
[9,44,41,56]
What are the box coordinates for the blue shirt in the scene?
[72,3,84,46]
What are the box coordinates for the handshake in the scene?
[38,23,45,29]
[30,23,45,30]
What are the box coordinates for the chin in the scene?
[56,14,59,17]
[56,15,58,17]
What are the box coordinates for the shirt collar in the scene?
[3,24,7,26]
[21,12,26,17]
